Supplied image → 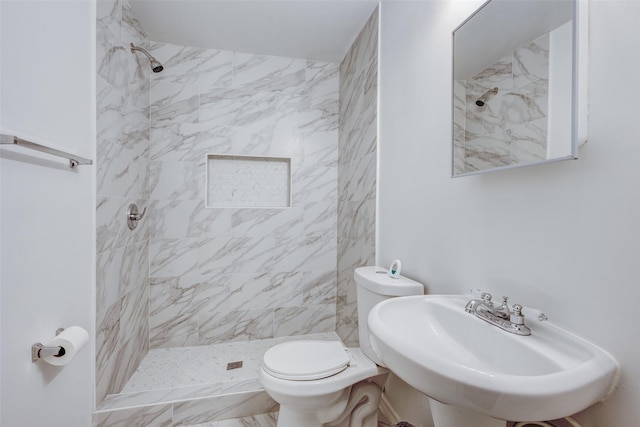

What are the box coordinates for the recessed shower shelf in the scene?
[206,153,291,208]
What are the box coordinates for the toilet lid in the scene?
[262,341,350,381]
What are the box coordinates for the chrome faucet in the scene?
[465,292,534,336]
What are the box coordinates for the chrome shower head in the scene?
[130,43,164,73]
[476,87,498,107]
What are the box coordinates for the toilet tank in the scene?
[354,266,424,365]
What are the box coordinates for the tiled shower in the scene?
[146,40,340,349]
[453,29,554,174]
[95,0,378,424]
[96,0,151,404]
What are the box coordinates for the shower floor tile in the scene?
[98,332,340,412]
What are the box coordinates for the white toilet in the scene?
[259,266,424,427]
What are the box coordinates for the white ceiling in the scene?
[129,0,379,63]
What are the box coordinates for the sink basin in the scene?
[368,295,619,422]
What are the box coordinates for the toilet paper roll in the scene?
[42,326,89,366]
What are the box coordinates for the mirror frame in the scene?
[451,0,588,178]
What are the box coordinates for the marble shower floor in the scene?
[97,332,341,412]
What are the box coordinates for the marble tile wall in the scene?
[453,80,467,174]
[96,0,151,403]
[147,41,340,348]
[455,33,550,174]
[96,405,277,427]
[337,8,379,346]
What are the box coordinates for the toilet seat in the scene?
[262,341,350,380]
[259,346,387,399]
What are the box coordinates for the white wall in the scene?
[0,1,95,426]
[378,1,640,426]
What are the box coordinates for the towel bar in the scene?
[0,134,93,168]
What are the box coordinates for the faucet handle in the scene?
[482,292,493,304]
[469,288,484,298]
[521,306,548,322]
[510,304,525,325]
[500,296,510,309]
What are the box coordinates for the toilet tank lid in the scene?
[354,266,424,296]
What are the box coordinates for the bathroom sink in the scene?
[368,295,619,422]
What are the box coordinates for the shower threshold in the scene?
[94,332,341,426]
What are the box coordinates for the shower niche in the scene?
[206,154,292,208]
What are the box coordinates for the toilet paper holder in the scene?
[32,328,65,363]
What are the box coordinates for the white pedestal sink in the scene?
[368,295,619,425]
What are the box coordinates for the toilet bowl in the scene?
[259,342,387,426]
[259,266,424,427]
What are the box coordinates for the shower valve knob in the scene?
[127,203,146,230]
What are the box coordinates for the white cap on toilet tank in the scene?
[354,266,424,296]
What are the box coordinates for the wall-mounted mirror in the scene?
[452,0,587,177]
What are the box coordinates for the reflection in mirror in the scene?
[452,0,585,177]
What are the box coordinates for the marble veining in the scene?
[198,309,274,344]
[232,53,306,93]
[147,35,341,347]
[303,201,337,237]
[301,130,338,167]
[197,236,275,276]
[96,76,124,144]
[150,122,234,162]
[513,34,550,89]
[150,42,233,89]
[304,61,339,100]
[95,3,378,416]
[96,0,151,403]
[121,0,147,44]
[456,31,550,173]
[199,88,280,130]
[229,272,303,311]
[291,165,337,204]
[150,81,200,124]
[273,305,336,337]
[96,404,172,427]
[149,200,232,240]
[149,160,205,200]
[96,0,121,44]
[149,238,200,278]
[336,7,378,346]
[149,275,230,348]
[231,208,304,238]
[303,270,337,305]
[96,132,149,198]
[123,333,336,394]
[272,234,337,272]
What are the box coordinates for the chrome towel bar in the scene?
[0,134,93,168]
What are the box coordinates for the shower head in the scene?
[130,43,164,73]
[475,87,498,107]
